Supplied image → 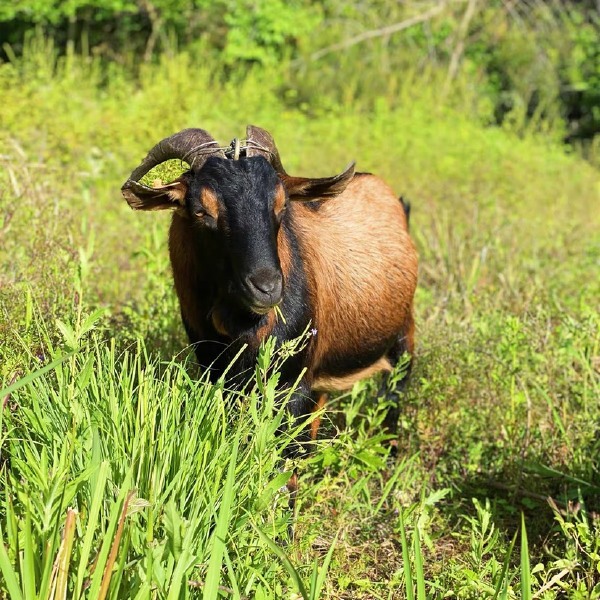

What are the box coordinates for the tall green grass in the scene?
[0,320,337,597]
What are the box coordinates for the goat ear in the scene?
[282,162,355,201]
[122,179,187,211]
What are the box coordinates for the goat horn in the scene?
[245,125,287,175]
[122,128,225,194]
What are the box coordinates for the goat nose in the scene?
[247,269,282,298]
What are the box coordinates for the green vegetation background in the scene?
[0,1,599,598]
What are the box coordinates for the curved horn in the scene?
[245,125,287,175]
[122,128,225,199]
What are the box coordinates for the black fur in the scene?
[400,196,411,229]
[177,156,315,441]
[317,335,397,378]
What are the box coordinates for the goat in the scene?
[122,126,418,491]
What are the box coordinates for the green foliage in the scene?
[1,32,599,598]
[221,0,318,66]
[1,2,599,144]
[0,323,313,597]
[0,0,135,24]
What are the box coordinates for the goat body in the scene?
[122,126,417,448]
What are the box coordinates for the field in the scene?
[1,36,600,599]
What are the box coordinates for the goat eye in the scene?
[194,210,217,229]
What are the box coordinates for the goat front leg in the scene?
[279,378,320,537]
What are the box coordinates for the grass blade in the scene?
[493,530,518,599]
[55,508,78,600]
[166,546,196,600]
[521,513,532,600]
[202,434,240,600]
[222,547,242,600]
[252,524,309,600]
[399,511,414,600]
[311,532,338,600]
[74,460,110,599]
[414,526,426,600]
[22,512,36,599]
[0,353,75,398]
[86,472,133,600]
[0,525,23,600]
[98,491,135,600]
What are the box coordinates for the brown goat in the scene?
[122,125,418,467]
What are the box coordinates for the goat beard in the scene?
[210,299,268,339]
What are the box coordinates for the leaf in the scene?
[86,471,134,600]
[74,461,110,600]
[252,524,309,600]
[255,471,293,512]
[163,500,183,561]
[22,512,36,599]
[55,319,78,349]
[80,308,108,337]
[54,508,78,600]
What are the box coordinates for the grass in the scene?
[1,36,599,598]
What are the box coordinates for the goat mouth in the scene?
[236,280,282,316]
[232,289,277,316]
[249,304,273,316]
[246,295,283,315]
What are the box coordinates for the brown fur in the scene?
[200,188,220,219]
[310,392,328,440]
[211,308,229,337]
[277,225,293,292]
[286,470,298,514]
[401,311,415,355]
[125,129,418,501]
[274,182,286,216]
[123,180,186,211]
[169,214,208,339]
[169,174,417,394]
[254,310,276,345]
[291,175,417,386]
[281,162,355,200]
[313,357,393,392]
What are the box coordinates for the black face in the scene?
[188,156,286,314]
